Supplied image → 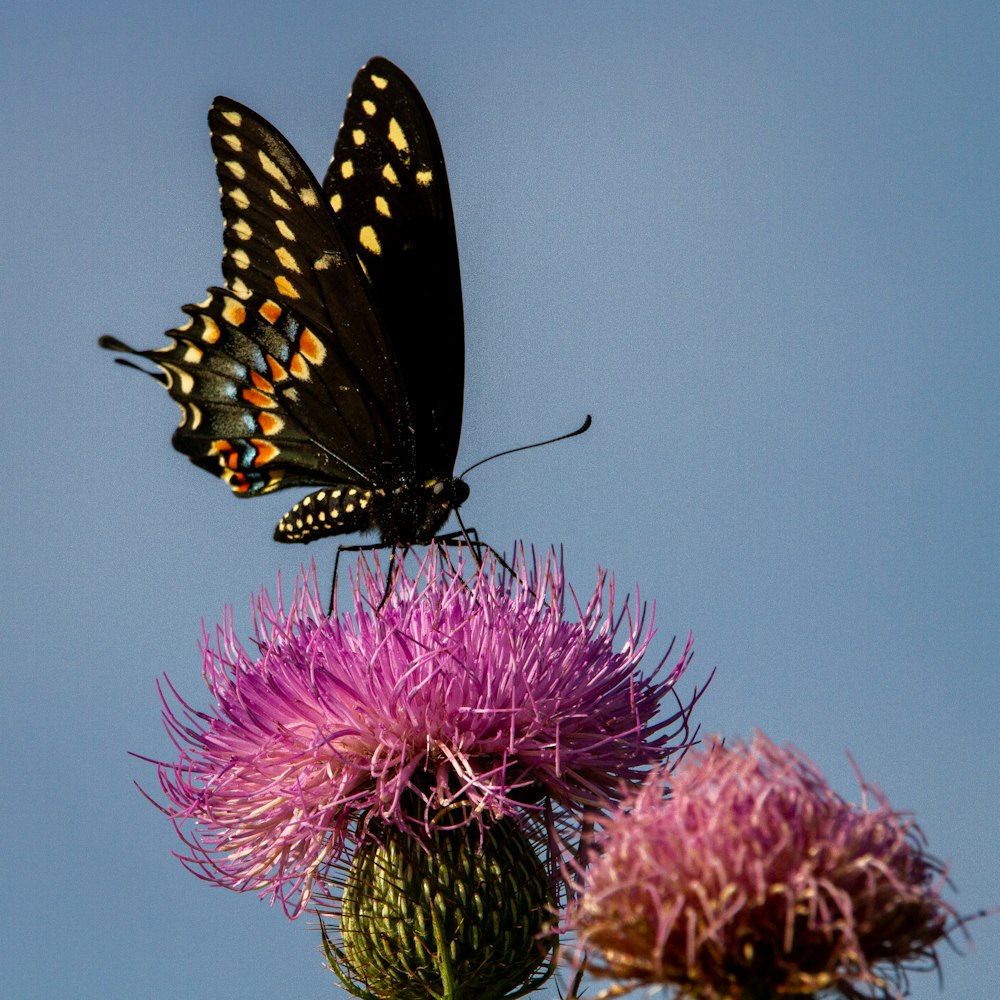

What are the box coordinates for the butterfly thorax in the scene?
[274,475,469,545]
[378,475,470,545]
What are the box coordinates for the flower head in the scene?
[565,732,961,999]
[325,815,557,1000]
[153,547,697,915]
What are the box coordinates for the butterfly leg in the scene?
[328,530,515,615]
[433,515,520,583]
[329,540,403,614]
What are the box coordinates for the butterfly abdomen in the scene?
[275,475,469,545]
[275,486,377,543]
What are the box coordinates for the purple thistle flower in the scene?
[564,732,964,1000]
[152,547,698,916]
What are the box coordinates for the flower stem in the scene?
[430,899,456,1000]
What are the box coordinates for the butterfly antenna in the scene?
[460,415,592,478]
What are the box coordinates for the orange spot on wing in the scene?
[257,412,285,435]
[250,371,274,393]
[289,354,309,380]
[266,355,288,381]
[259,300,282,324]
[251,440,280,466]
[298,328,327,365]
[242,388,278,408]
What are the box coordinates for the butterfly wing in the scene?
[323,56,465,480]
[100,283,393,500]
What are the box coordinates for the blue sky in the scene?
[3,3,997,997]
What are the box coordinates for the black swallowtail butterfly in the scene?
[101,57,469,549]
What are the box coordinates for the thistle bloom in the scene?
[565,732,961,1000]
[153,547,697,916]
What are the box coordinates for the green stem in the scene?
[430,897,457,1000]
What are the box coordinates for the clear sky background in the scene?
[3,3,997,998]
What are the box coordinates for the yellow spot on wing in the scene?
[387,117,408,154]
[258,150,290,188]
[221,133,242,152]
[163,364,195,395]
[229,187,250,210]
[370,72,388,89]
[375,196,390,217]
[352,128,365,145]
[224,160,246,180]
[200,316,220,343]
[341,160,354,179]
[274,275,300,299]
[275,219,295,240]
[275,246,300,272]
[222,298,247,326]
[382,164,399,185]
[362,99,376,115]
[183,344,203,364]
[359,225,381,255]
[231,218,252,240]
[229,248,250,270]
[415,169,433,187]
[330,192,343,212]
[221,109,242,127]
[270,189,290,211]
[229,277,251,299]
[300,187,319,207]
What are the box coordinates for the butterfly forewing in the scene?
[324,57,465,476]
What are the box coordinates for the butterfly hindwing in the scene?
[101,286,390,500]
